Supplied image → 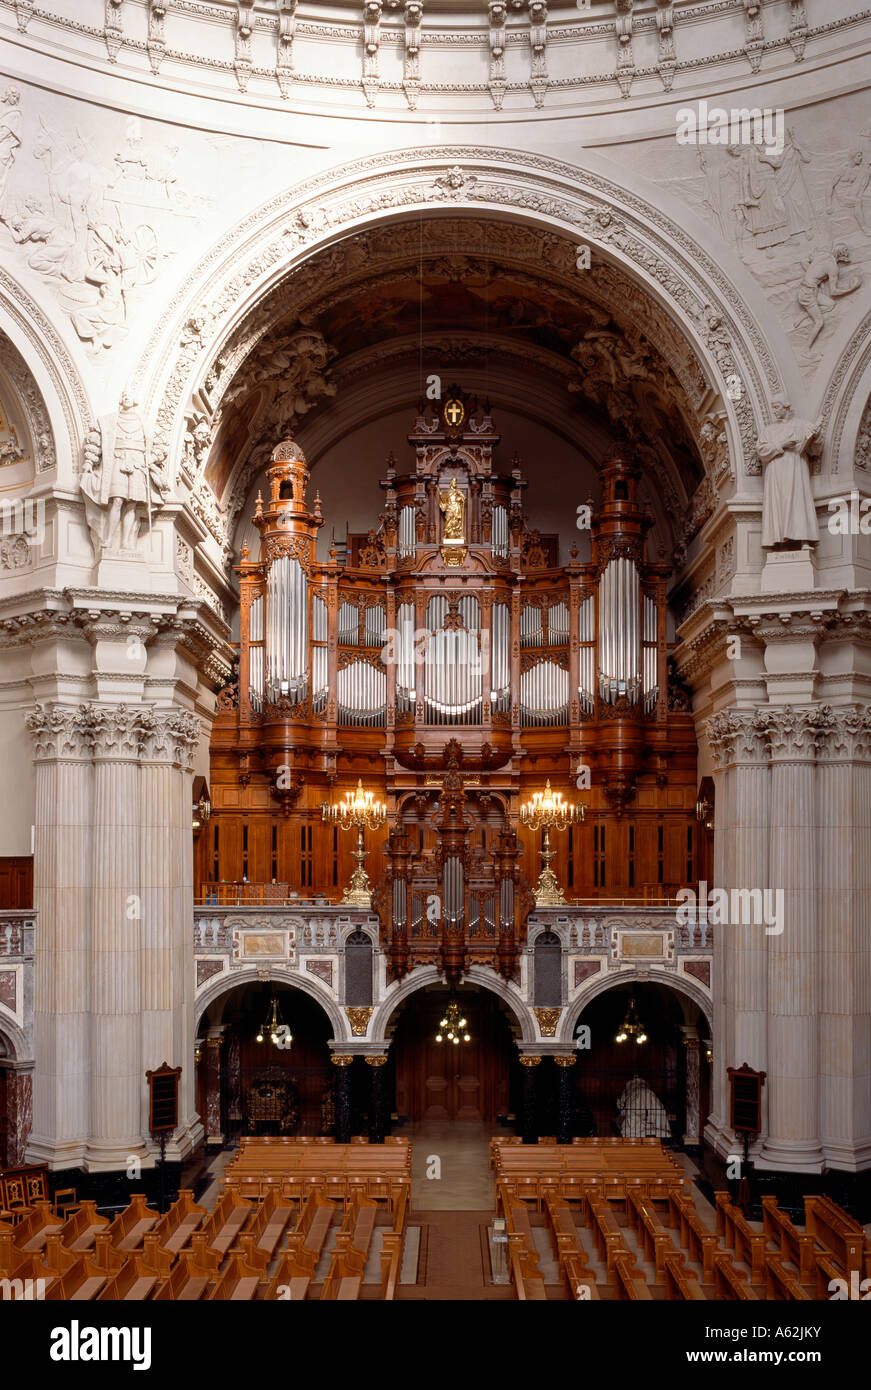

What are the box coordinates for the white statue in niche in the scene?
[81,393,169,557]
[616,1076,671,1139]
[756,398,820,549]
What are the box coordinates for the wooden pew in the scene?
[43,1252,109,1301]
[12,1200,65,1253]
[612,1250,653,1300]
[199,1191,252,1256]
[543,1195,600,1299]
[208,1253,263,1301]
[245,1187,295,1259]
[504,1199,547,1300]
[667,1192,718,1286]
[153,1248,215,1301]
[662,1249,706,1301]
[319,1195,379,1301]
[804,1196,866,1277]
[814,1250,848,1300]
[713,1251,759,1300]
[627,1191,676,1278]
[97,1238,174,1302]
[105,1195,159,1253]
[61,1201,109,1253]
[588,1199,629,1275]
[760,1196,816,1287]
[714,1193,766,1285]
[150,1189,205,1255]
[764,1253,812,1301]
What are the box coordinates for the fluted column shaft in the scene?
[760,722,823,1170]
[816,711,871,1169]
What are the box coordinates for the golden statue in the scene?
[439,477,465,543]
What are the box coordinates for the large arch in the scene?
[559,967,713,1047]
[193,964,348,1044]
[371,962,535,1046]
[130,145,799,520]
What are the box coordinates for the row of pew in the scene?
[0,1141,413,1300]
[490,1137,871,1302]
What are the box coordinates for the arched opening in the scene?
[571,981,711,1147]
[195,980,335,1144]
[386,982,520,1126]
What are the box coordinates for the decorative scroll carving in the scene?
[345,1005,373,1036]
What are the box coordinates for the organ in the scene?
[204,391,705,980]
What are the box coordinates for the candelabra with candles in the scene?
[519,779,584,906]
[321,779,387,905]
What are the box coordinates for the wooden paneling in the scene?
[0,857,32,909]
[392,991,514,1123]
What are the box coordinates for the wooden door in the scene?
[394,991,512,1122]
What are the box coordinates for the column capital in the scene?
[553,1054,577,1067]
[331,1054,355,1067]
[365,1054,388,1067]
[25,701,201,768]
[518,1054,542,1067]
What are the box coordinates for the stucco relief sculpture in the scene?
[0,89,21,203]
[796,244,863,347]
[81,393,168,556]
[756,399,820,549]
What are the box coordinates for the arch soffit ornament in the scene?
[193,963,347,1040]
[819,307,871,475]
[0,267,93,479]
[559,966,712,1045]
[0,1014,31,1065]
[132,147,788,495]
[370,961,535,1044]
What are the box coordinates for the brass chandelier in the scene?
[615,996,647,1046]
[435,999,470,1046]
[256,992,293,1049]
[321,779,387,905]
[519,779,584,906]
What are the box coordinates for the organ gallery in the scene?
[205,394,704,971]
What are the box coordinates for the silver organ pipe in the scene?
[398,505,415,558]
[598,556,641,704]
[424,596,483,724]
[338,601,359,646]
[396,601,415,711]
[248,594,264,712]
[311,592,328,712]
[337,659,386,726]
[491,504,508,559]
[491,601,510,709]
[520,604,543,647]
[578,594,596,715]
[266,554,308,701]
[643,593,658,714]
[519,659,570,726]
[363,603,386,648]
[443,855,464,925]
[392,876,407,932]
[499,876,513,930]
[426,594,448,631]
[547,601,570,646]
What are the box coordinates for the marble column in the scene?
[366,1054,388,1143]
[759,708,824,1172]
[555,1054,575,1143]
[4,1066,33,1167]
[139,710,202,1160]
[87,707,146,1170]
[816,707,871,1170]
[332,1054,353,1142]
[203,1026,225,1145]
[25,706,95,1169]
[679,1027,701,1146]
[519,1054,541,1145]
[705,710,769,1156]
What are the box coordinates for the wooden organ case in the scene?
[205,394,704,984]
